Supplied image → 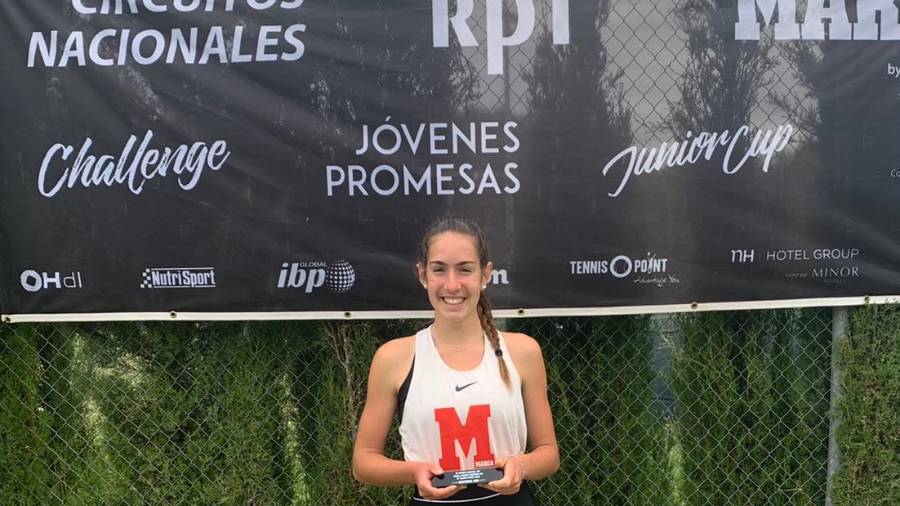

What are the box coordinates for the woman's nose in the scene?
[445,272,461,290]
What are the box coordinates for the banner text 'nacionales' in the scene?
[27,1,306,68]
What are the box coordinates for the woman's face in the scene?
[418,231,493,323]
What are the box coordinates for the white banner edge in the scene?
[4,296,900,323]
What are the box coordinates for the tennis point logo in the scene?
[569,253,669,279]
[140,267,216,289]
[20,269,83,292]
[432,0,570,75]
[277,260,355,293]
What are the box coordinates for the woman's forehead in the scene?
[427,231,479,260]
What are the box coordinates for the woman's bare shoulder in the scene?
[502,331,542,355]
[501,331,544,369]
[376,334,414,352]
[370,335,417,389]
[502,332,549,392]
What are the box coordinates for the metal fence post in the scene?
[649,313,676,418]
[825,307,848,506]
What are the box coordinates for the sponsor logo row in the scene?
[20,261,358,293]
[18,247,864,293]
[18,263,514,292]
[570,247,864,284]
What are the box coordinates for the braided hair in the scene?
[417,216,511,389]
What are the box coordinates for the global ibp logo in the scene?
[277,260,355,293]
[20,269,83,292]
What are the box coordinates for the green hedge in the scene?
[509,316,670,505]
[671,309,831,505]
[1,308,897,505]
[832,305,900,505]
[1,324,52,505]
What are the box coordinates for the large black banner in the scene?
[2,1,899,319]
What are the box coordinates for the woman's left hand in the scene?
[482,455,526,495]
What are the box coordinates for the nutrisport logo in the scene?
[277,260,355,293]
[140,267,216,289]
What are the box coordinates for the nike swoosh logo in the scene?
[455,381,478,392]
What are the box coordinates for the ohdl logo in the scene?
[20,269,83,292]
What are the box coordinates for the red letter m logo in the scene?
[433,404,495,471]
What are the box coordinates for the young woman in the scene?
[352,217,559,505]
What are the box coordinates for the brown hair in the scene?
[417,216,511,389]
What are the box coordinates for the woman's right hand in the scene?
[412,462,462,500]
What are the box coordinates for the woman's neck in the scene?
[431,316,484,348]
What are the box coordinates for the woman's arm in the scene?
[499,333,560,481]
[351,337,461,498]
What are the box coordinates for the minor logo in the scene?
[278,260,355,293]
[140,267,216,289]
[20,269,83,292]
[811,266,860,281]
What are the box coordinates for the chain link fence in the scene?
[2,307,867,505]
[465,0,798,145]
[3,1,897,504]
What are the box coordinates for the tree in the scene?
[667,0,774,157]
[525,0,632,176]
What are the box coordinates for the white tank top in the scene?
[399,326,527,472]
